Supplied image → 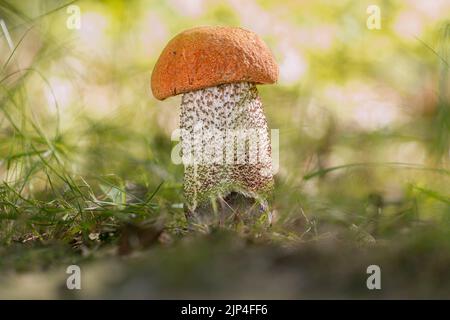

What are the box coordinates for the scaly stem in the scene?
[180,82,273,216]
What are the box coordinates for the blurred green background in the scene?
[0,0,449,298]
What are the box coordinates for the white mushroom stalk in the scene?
[180,82,273,215]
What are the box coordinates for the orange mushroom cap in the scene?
[151,26,279,100]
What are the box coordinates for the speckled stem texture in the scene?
[180,82,273,214]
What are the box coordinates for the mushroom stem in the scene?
[180,82,273,221]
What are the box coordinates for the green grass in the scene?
[0,0,449,298]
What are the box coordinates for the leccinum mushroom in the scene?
[151,26,278,223]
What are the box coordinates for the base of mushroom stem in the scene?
[184,192,273,228]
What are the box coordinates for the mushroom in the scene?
[151,26,278,223]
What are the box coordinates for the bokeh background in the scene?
[0,0,449,298]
